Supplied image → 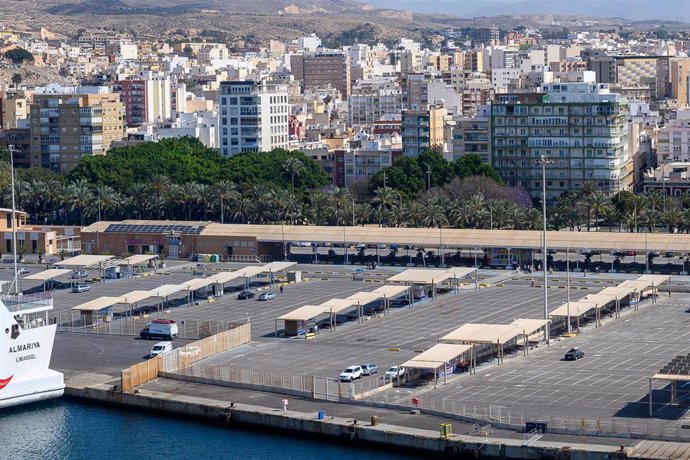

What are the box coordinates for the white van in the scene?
[140,319,179,340]
[150,341,173,357]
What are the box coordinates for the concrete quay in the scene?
[62,374,681,460]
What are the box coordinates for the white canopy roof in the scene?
[57,255,114,268]
[24,268,72,281]
[372,285,410,297]
[71,296,124,312]
[120,290,156,304]
[387,269,454,284]
[277,305,329,322]
[346,292,384,304]
[549,300,600,318]
[180,277,217,291]
[440,323,522,345]
[510,318,549,333]
[121,254,158,266]
[320,298,357,314]
[209,271,245,284]
[402,343,472,369]
[150,284,186,298]
[264,261,297,272]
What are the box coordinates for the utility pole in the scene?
[426,165,432,190]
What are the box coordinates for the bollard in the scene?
[370,416,379,426]
[282,399,288,412]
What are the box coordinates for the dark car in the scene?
[237,290,256,300]
[564,348,585,361]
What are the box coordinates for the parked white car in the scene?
[339,365,363,382]
[385,366,405,379]
[149,341,173,357]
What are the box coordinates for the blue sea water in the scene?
[0,400,430,460]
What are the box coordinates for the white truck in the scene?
[140,319,179,340]
[150,341,173,357]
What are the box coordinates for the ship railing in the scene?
[2,292,54,314]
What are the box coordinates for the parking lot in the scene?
[372,291,690,428]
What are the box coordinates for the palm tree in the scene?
[282,157,305,193]
[520,208,543,230]
[589,192,611,231]
[232,196,252,224]
[329,187,352,226]
[601,205,619,232]
[422,201,448,228]
[129,183,149,219]
[308,192,330,225]
[353,202,372,226]
[579,181,597,231]
[89,184,120,221]
[639,208,660,233]
[11,73,22,88]
[644,190,664,212]
[662,206,683,233]
[68,179,93,225]
[179,182,200,220]
[214,180,238,223]
[371,186,399,226]
[163,183,181,219]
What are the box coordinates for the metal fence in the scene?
[121,322,251,391]
[55,311,240,340]
[357,394,690,442]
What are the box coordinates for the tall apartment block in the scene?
[491,82,631,203]
[29,86,125,173]
[218,80,289,156]
[402,104,447,157]
[114,74,173,127]
[290,52,351,99]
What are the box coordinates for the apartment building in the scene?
[452,106,491,163]
[0,90,29,130]
[290,51,351,99]
[402,104,447,157]
[335,138,401,186]
[348,79,403,128]
[218,80,289,156]
[657,110,690,163]
[491,82,631,203]
[29,86,125,173]
[671,58,690,107]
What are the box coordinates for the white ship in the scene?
[0,290,65,408]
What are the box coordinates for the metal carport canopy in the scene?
[70,296,125,311]
[346,292,384,304]
[180,277,217,291]
[150,284,186,298]
[24,268,72,281]
[209,271,245,284]
[440,323,522,345]
[402,343,472,369]
[372,285,410,297]
[320,298,357,314]
[121,254,157,266]
[387,269,454,284]
[277,305,329,322]
[57,255,114,268]
[580,293,617,305]
[549,300,601,317]
[264,261,297,272]
[510,318,549,335]
[120,290,157,304]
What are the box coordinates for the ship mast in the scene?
[8,145,19,295]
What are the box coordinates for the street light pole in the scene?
[537,155,553,343]
[426,165,432,190]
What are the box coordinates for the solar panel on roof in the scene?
[103,222,208,234]
[658,354,690,377]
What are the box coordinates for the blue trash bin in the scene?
[317,410,325,420]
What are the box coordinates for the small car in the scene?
[71,284,91,293]
[237,290,256,300]
[16,267,30,275]
[385,366,405,379]
[71,269,88,279]
[564,348,585,361]
[258,292,276,301]
[339,365,363,382]
[360,363,379,375]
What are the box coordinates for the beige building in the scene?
[402,104,447,157]
[29,86,125,173]
[671,58,690,108]
[0,90,29,130]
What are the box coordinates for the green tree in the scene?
[4,48,34,64]
[11,73,22,87]
[451,154,503,184]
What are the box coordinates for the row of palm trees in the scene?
[8,174,689,233]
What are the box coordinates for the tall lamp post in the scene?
[537,155,553,343]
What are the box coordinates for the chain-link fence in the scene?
[55,311,240,340]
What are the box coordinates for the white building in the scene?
[348,78,403,128]
[218,80,290,156]
[657,109,690,163]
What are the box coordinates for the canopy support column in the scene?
[649,378,653,417]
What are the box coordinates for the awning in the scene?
[209,271,244,284]
[580,293,617,306]
[510,318,549,335]
[402,343,472,369]
[234,265,268,278]
[57,255,114,268]
[71,296,124,312]
[121,254,157,266]
[277,305,329,322]
[180,277,217,291]
[440,323,522,345]
[24,268,72,281]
